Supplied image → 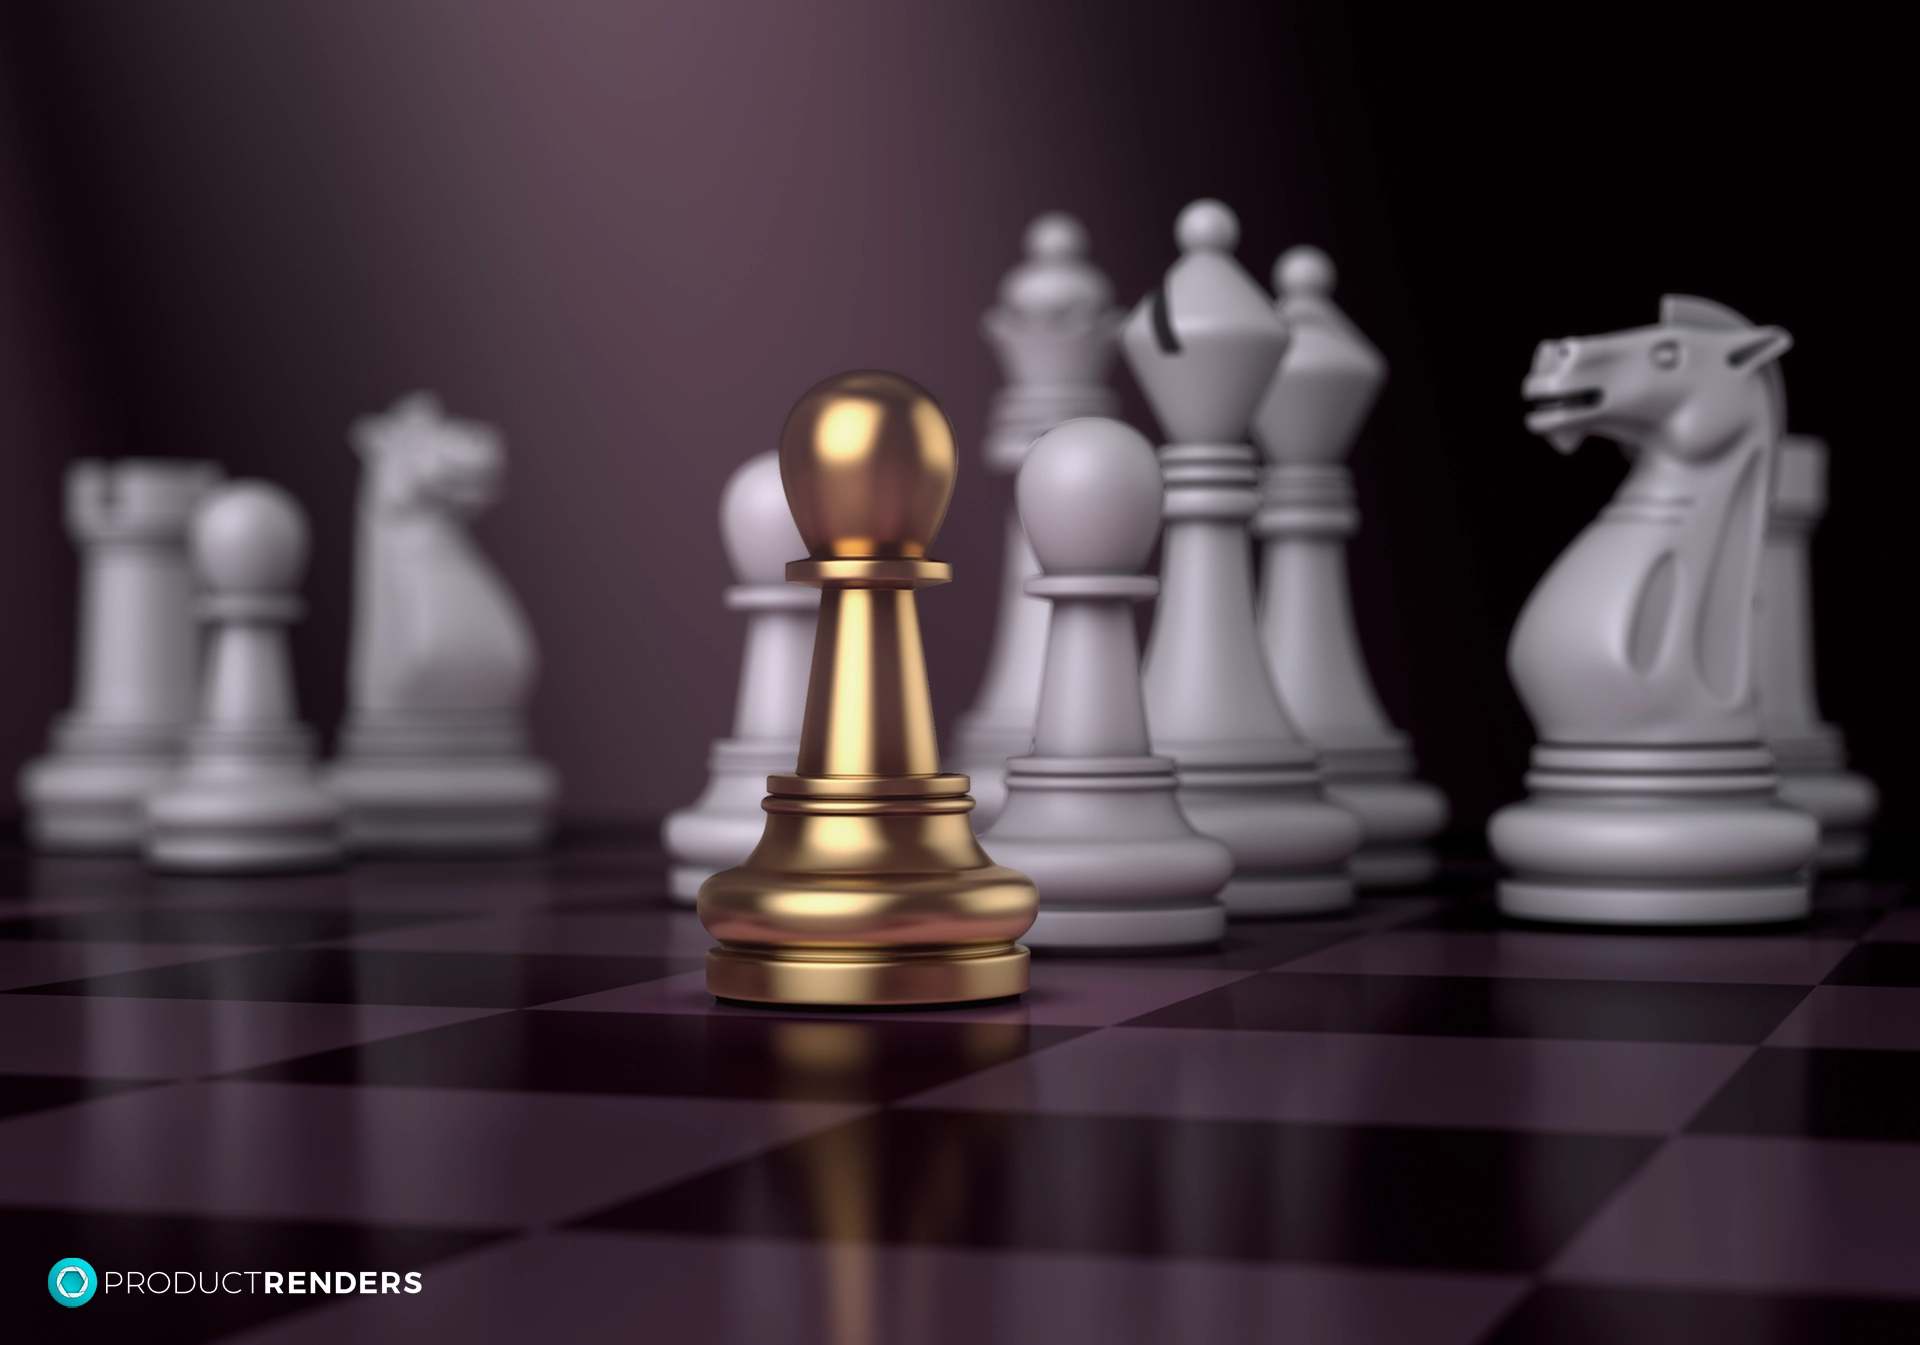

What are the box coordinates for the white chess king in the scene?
[1490,296,1819,924]
[663,450,818,902]
[18,459,221,851]
[1252,246,1449,886]
[952,213,1123,825]
[328,393,556,854]
[1127,200,1362,915]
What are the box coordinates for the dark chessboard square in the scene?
[0,906,456,946]
[1040,926,1357,971]
[0,1073,151,1121]
[579,1109,1656,1273]
[1406,898,1888,941]
[1487,1283,1920,1345]
[0,1203,499,1343]
[10,948,688,1007]
[1124,972,1807,1043]
[234,1010,1084,1102]
[1825,942,1920,987]
[1688,1048,1920,1141]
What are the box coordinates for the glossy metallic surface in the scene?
[699,371,1038,1006]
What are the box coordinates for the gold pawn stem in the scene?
[699,371,1038,1006]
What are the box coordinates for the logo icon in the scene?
[48,1258,98,1307]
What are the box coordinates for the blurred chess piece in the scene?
[664,450,818,903]
[952,213,1123,826]
[329,393,556,854]
[1755,433,1877,867]
[19,459,221,851]
[1491,296,1817,924]
[1252,246,1448,887]
[146,481,342,872]
[1126,200,1362,916]
[699,371,1038,1007]
[981,418,1232,948]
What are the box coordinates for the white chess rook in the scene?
[1491,296,1818,925]
[1127,200,1361,916]
[664,450,818,903]
[1755,434,1877,866]
[953,213,1123,826]
[329,393,556,854]
[1253,246,1448,886]
[147,481,343,873]
[19,459,221,851]
[981,418,1232,949]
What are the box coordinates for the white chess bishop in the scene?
[328,393,556,854]
[1755,432,1877,866]
[1127,200,1362,916]
[1252,246,1448,886]
[1491,296,1819,924]
[19,459,221,851]
[980,417,1233,949]
[663,450,818,903]
[146,480,343,872]
[952,213,1123,826]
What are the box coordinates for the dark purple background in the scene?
[0,2,1909,833]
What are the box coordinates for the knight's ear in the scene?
[1727,326,1793,369]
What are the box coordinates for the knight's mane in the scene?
[1659,294,1752,331]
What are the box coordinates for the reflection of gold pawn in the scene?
[699,371,1039,1006]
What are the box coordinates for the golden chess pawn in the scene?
[698,371,1039,1007]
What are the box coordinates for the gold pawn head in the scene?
[699,370,1038,1008]
[780,371,956,560]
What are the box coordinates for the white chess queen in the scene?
[1491,296,1818,924]
[953,213,1123,825]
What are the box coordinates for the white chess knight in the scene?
[328,393,556,854]
[1252,246,1449,886]
[1755,433,1877,866]
[1127,200,1362,916]
[146,481,343,872]
[981,418,1233,948]
[19,459,222,851]
[952,213,1123,826]
[663,450,818,903]
[1491,296,1819,924]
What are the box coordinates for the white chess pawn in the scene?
[981,418,1232,948]
[663,450,818,903]
[18,459,221,851]
[1755,433,1877,866]
[952,213,1124,826]
[146,481,343,872]
[328,393,556,854]
[1127,200,1362,916]
[1252,246,1449,886]
[1491,296,1817,924]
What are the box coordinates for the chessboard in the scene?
[4,830,1918,1344]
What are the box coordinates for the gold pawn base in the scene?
[706,943,1030,1007]
[698,779,1038,1008]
